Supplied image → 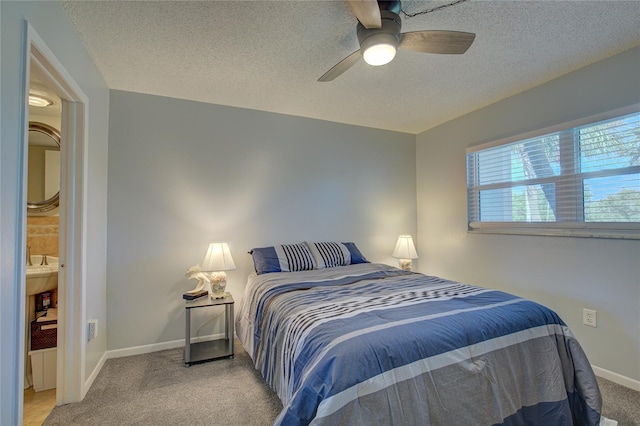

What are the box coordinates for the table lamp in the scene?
[392,235,418,271]
[201,242,236,298]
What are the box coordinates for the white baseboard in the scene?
[106,333,225,359]
[83,351,107,398]
[592,365,640,391]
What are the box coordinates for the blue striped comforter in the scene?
[236,263,602,425]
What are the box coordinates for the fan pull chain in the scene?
[401,0,472,18]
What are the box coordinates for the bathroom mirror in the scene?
[27,122,61,214]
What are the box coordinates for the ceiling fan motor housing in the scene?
[357,10,402,51]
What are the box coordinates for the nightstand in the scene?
[184,294,234,366]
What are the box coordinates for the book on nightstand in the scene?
[182,290,209,300]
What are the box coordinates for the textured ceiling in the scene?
[61,0,640,134]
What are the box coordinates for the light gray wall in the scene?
[1,1,109,423]
[107,90,416,351]
[416,47,640,382]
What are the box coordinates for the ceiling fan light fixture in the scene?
[361,33,398,66]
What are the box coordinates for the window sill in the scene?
[468,222,640,240]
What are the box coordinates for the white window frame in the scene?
[466,105,640,240]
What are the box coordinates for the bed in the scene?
[236,242,603,425]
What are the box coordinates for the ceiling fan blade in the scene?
[318,50,362,82]
[346,0,382,29]
[399,31,476,54]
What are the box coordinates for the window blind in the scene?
[466,108,640,238]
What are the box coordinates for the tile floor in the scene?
[23,387,56,426]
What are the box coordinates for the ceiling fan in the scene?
[318,0,475,82]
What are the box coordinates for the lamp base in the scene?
[210,291,230,300]
[208,272,228,298]
[398,259,413,271]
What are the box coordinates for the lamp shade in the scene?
[392,235,418,259]
[201,242,236,272]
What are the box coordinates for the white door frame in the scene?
[19,21,88,413]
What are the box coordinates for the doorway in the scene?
[18,23,88,424]
[23,69,62,424]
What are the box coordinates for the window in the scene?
[466,107,640,238]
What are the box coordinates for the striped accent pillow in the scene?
[250,243,316,274]
[306,242,351,269]
[277,243,316,272]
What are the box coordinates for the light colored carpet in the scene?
[597,376,640,425]
[44,340,639,425]
[44,340,282,425]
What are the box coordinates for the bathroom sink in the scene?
[26,256,58,296]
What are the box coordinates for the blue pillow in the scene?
[250,243,316,275]
[342,242,369,264]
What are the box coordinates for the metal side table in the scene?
[184,294,234,366]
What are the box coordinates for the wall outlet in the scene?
[88,319,98,340]
[583,308,597,328]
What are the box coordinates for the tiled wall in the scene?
[26,216,59,257]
